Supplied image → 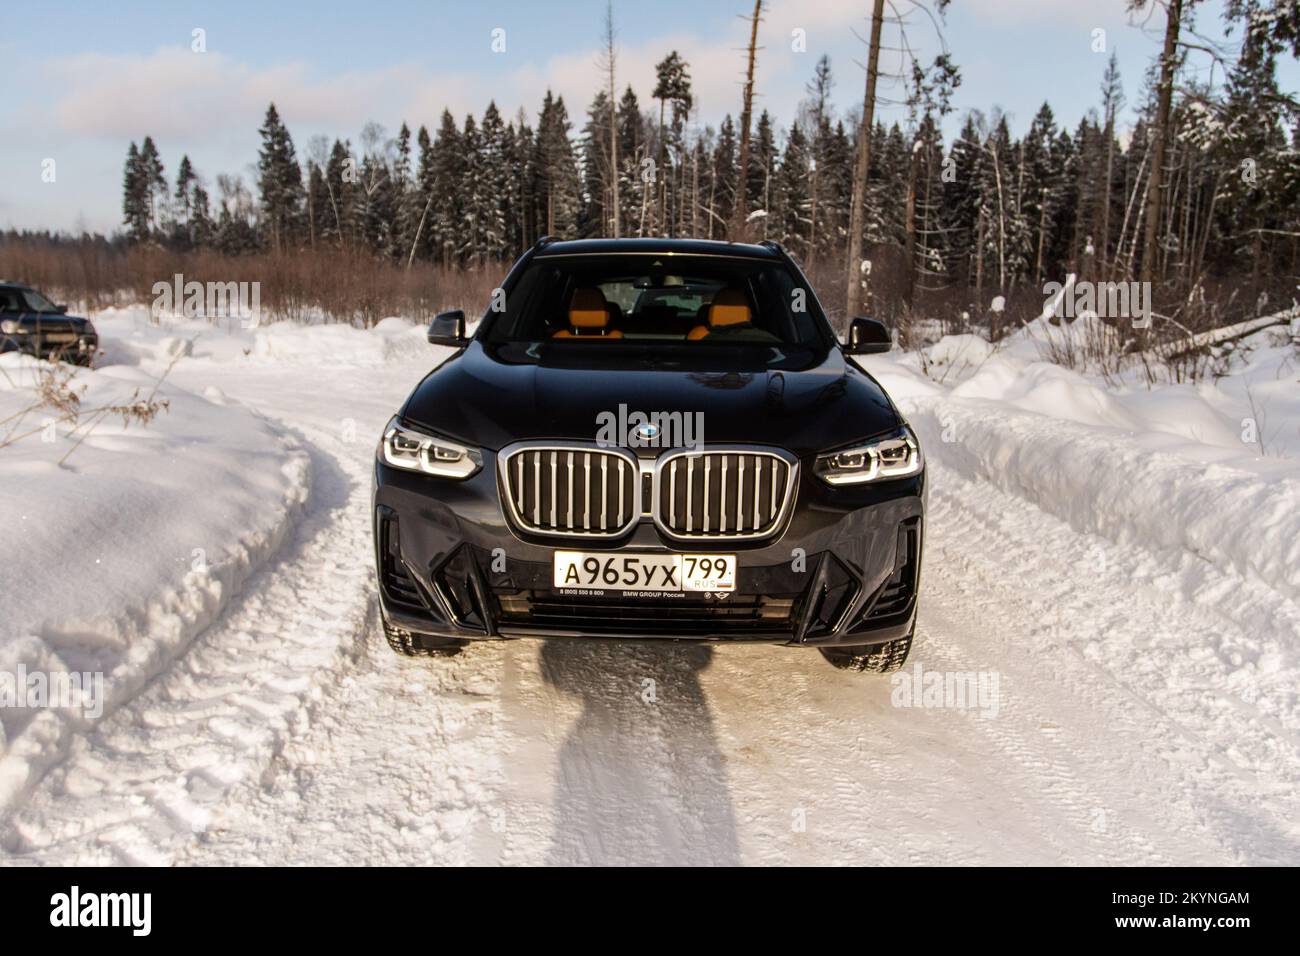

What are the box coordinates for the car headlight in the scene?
[1,319,25,335]
[815,426,923,485]
[380,417,482,479]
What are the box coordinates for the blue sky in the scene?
[3,0,1294,233]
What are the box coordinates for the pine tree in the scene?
[409,125,436,262]
[803,54,835,265]
[478,102,511,259]
[257,103,305,253]
[941,113,983,288]
[652,51,692,236]
[534,92,582,238]
[772,122,812,256]
[616,86,647,234]
[747,110,777,234]
[122,142,150,242]
[458,115,485,261]
[907,112,950,301]
[137,136,167,236]
[1097,53,1125,274]
[190,184,213,249]
[818,121,853,254]
[173,155,197,244]
[510,111,537,250]
[214,174,259,255]
[709,116,738,238]
[393,122,420,263]
[1021,103,1060,284]
[1216,25,1289,278]
[429,110,465,265]
[581,91,615,236]
[356,122,397,259]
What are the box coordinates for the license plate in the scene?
[553,551,736,593]
[41,333,77,343]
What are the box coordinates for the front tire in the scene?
[382,619,466,658]
[819,629,913,673]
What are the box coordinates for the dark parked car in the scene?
[373,238,924,672]
[0,283,98,365]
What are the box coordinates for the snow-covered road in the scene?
[3,314,1298,866]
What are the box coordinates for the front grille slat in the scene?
[719,457,728,533]
[736,455,745,533]
[550,451,558,527]
[585,455,595,530]
[686,457,694,533]
[532,453,541,526]
[669,459,677,527]
[703,457,711,533]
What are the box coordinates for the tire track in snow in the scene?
[0,430,378,864]
[922,458,1300,864]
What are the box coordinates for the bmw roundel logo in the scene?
[636,423,659,441]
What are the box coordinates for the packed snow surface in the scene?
[1,305,1298,865]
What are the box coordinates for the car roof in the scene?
[532,237,783,260]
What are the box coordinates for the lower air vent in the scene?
[863,519,919,622]
[378,510,424,610]
[801,554,859,637]
[492,591,800,637]
[432,545,488,630]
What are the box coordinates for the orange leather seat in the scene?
[552,287,623,339]
[688,288,752,340]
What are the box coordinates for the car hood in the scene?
[400,341,901,456]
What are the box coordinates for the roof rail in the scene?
[534,235,557,249]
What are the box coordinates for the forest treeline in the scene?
[6,0,1299,335]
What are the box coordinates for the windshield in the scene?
[482,253,833,367]
[0,288,61,314]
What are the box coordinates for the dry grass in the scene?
[0,236,502,326]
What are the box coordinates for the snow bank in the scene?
[0,352,310,810]
[95,307,432,369]
[906,398,1300,602]
[858,315,1300,605]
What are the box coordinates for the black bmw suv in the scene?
[373,238,924,672]
[0,282,98,365]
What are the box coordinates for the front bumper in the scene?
[373,453,923,649]
[0,330,98,363]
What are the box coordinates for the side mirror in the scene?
[55,304,69,314]
[845,316,891,354]
[427,310,467,346]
